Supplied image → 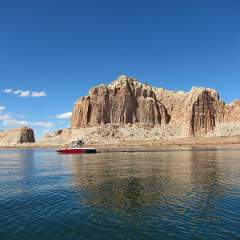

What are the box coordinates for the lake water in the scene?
[0,147,240,239]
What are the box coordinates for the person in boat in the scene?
[70,139,85,148]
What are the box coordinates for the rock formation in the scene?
[223,100,240,123]
[72,76,170,128]
[72,75,239,138]
[177,87,225,137]
[0,127,35,145]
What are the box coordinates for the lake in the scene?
[0,147,240,239]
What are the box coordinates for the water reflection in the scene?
[69,149,226,215]
[0,148,240,239]
[19,150,35,182]
[191,151,224,200]
[0,150,36,196]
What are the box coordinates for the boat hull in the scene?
[57,148,97,154]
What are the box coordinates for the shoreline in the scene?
[1,136,240,150]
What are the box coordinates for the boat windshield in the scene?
[70,139,84,148]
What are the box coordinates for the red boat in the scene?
[57,139,97,154]
[57,147,97,154]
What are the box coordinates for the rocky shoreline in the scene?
[1,135,240,150]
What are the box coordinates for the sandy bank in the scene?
[1,136,240,150]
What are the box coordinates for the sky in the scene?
[0,0,240,138]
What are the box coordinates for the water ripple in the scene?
[0,148,240,239]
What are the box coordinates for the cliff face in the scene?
[0,127,35,145]
[224,100,240,123]
[181,88,225,137]
[71,75,238,137]
[72,76,170,128]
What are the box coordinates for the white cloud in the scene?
[31,91,47,97]
[1,118,54,128]
[4,89,13,94]
[0,110,54,128]
[15,113,25,119]
[0,106,6,113]
[0,106,10,121]
[56,112,72,119]
[0,114,10,121]
[19,90,30,98]
[31,121,54,128]
[13,90,21,95]
[4,89,47,98]
[2,119,28,127]
[0,100,52,131]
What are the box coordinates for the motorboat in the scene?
[57,147,97,154]
[57,139,97,154]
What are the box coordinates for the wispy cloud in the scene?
[0,106,54,129]
[2,119,54,128]
[0,105,9,120]
[19,90,30,98]
[56,112,72,119]
[0,114,10,121]
[2,119,28,127]
[31,121,54,128]
[3,89,13,94]
[32,91,47,97]
[3,89,47,98]
[0,106,6,113]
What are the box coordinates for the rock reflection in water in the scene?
[1,148,240,239]
[68,149,226,215]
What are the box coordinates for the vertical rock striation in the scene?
[71,75,239,138]
[72,76,170,128]
[186,89,225,137]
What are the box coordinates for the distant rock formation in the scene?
[71,75,240,138]
[0,127,35,145]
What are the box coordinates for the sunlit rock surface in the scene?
[0,127,35,145]
[71,75,239,138]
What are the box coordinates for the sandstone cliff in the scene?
[72,76,170,128]
[0,127,35,145]
[71,75,238,138]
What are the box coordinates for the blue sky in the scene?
[0,0,240,138]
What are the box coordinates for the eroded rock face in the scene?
[71,75,238,138]
[224,100,240,123]
[72,76,170,128]
[188,90,225,137]
[0,127,35,145]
